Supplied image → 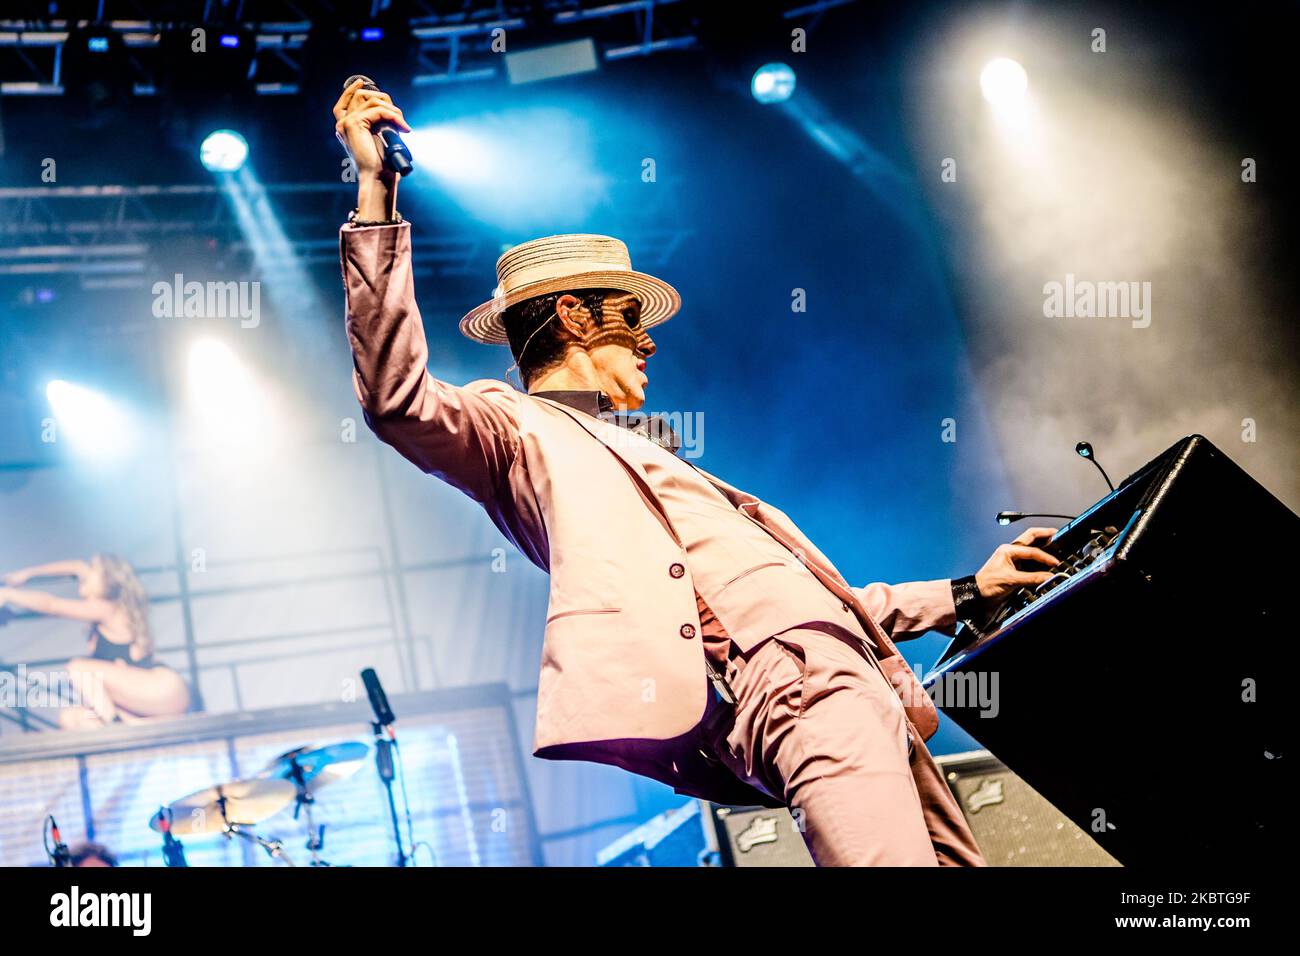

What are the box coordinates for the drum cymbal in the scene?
[150,778,296,836]
[259,741,368,790]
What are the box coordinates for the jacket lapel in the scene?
[531,396,683,546]
[530,395,937,737]
[536,402,862,626]
[691,464,852,590]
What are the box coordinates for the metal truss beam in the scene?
[0,181,691,291]
[0,0,755,94]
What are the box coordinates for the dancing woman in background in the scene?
[0,555,190,727]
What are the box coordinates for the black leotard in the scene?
[88,624,159,669]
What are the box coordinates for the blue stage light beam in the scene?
[403,126,502,188]
[773,91,927,237]
[403,108,608,231]
[197,125,324,349]
[216,166,327,349]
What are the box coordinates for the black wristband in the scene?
[951,574,987,624]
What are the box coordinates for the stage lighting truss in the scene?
[0,1,855,95]
[0,18,308,96]
[157,23,259,98]
[0,182,692,299]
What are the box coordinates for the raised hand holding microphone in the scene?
[332,77,412,223]
[341,75,413,176]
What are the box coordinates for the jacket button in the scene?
[679,623,697,639]
[669,562,685,579]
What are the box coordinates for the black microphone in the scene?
[1075,440,1114,492]
[362,666,407,866]
[361,667,396,728]
[996,511,1076,526]
[343,75,414,176]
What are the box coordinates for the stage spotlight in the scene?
[980,58,1028,110]
[200,130,249,173]
[751,63,796,104]
[188,338,254,400]
[45,380,133,460]
[20,287,56,305]
[361,27,384,42]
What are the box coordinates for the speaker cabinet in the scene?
[703,803,815,867]
[702,751,1118,867]
[936,750,1119,867]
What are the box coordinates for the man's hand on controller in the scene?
[973,527,1060,602]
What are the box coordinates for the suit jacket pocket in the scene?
[721,561,787,590]
[545,607,622,625]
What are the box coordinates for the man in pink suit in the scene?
[333,81,1060,865]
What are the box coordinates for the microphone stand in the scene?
[215,791,295,866]
[372,721,408,867]
[162,830,188,867]
[288,757,328,866]
[158,807,188,867]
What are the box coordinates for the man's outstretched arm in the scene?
[854,527,1060,642]
[854,579,959,641]
[336,80,521,503]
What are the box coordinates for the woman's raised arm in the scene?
[3,559,91,586]
[0,586,112,623]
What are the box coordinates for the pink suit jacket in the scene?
[342,223,957,806]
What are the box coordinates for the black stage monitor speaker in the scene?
[925,435,1289,866]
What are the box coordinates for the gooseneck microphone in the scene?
[996,511,1076,526]
[343,75,414,177]
[1075,440,1115,492]
[995,439,1118,526]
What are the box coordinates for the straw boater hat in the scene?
[459,234,680,345]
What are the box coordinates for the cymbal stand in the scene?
[215,790,296,867]
[288,757,330,866]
